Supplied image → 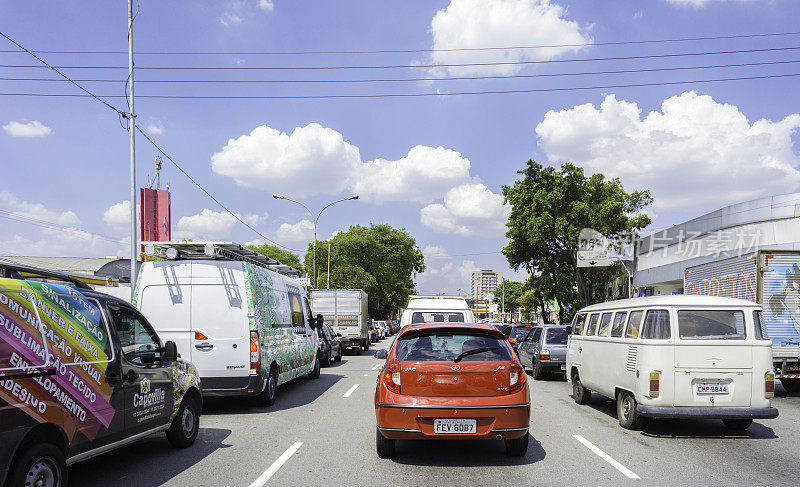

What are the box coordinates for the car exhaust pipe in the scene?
[495,433,504,440]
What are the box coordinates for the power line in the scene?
[2,30,799,55]
[0,29,296,252]
[2,59,798,85]
[2,45,800,71]
[135,127,299,252]
[3,72,799,100]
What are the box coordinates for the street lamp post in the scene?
[272,194,358,288]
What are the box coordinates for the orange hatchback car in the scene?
[373,323,531,458]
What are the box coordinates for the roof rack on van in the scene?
[142,241,301,277]
[0,262,94,290]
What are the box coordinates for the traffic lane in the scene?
[69,345,378,487]
[267,343,638,487]
[530,376,800,486]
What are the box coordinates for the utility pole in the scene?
[326,240,331,289]
[127,0,137,301]
[501,280,505,322]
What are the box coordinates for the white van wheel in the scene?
[308,357,321,379]
[255,367,278,407]
[617,391,643,430]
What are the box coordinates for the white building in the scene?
[471,269,503,302]
[634,193,800,295]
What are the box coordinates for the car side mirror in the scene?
[373,349,388,359]
[163,341,178,362]
[565,325,573,335]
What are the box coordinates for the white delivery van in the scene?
[399,296,475,328]
[136,242,321,406]
[567,295,778,430]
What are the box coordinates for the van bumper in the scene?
[636,405,779,420]
[201,373,265,398]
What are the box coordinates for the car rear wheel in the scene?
[7,442,67,487]
[308,357,321,379]
[505,432,529,457]
[167,395,200,447]
[572,371,592,405]
[376,428,395,458]
[255,366,278,407]
[321,348,332,367]
[617,391,644,430]
[722,419,753,430]
[334,348,342,362]
[781,378,800,394]
[532,359,545,380]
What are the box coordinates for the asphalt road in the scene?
[70,336,800,486]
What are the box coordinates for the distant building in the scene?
[471,269,503,302]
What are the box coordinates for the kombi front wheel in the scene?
[7,442,67,487]
[572,371,591,405]
[167,396,200,447]
[617,391,643,430]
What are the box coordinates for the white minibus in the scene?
[399,296,475,328]
[566,295,778,430]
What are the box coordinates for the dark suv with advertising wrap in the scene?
[0,264,202,487]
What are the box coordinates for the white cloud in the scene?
[3,120,52,138]
[175,209,266,240]
[0,228,126,258]
[535,91,800,212]
[145,123,164,135]
[211,123,361,197]
[258,0,274,11]
[220,12,243,26]
[420,184,511,236]
[275,219,315,242]
[353,146,473,203]
[103,200,132,231]
[666,0,755,6]
[429,0,592,75]
[0,191,80,226]
[423,245,450,260]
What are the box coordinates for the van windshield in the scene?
[677,310,746,339]
[396,332,511,361]
[410,312,464,324]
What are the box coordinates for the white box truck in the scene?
[684,250,800,393]
[310,289,369,353]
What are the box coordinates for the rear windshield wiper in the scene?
[454,346,498,363]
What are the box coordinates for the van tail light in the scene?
[765,371,775,398]
[383,362,401,394]
[250,331,261,371]
[539,350,550,360]
[195,331,209,340]
[509,363,525,394]
[649,371,660,398]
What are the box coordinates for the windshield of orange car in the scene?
[395,332,511,362]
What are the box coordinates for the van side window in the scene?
[288,293,305,327]
[610,311,627,337]
[626,311,643,338]
[585,314,599,336]
[573,313,587,335]
[597,313,613,336]
[642,310,671,339]
[109,305,162,366]
[753,311,770,340]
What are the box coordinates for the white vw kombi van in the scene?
[136,242,321,407]
[567,295,778,430]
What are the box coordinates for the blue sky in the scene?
[1,0,799,294]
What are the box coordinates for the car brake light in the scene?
[539,349,550,360]
[250,330,260,371]
[765,371,775,398]
[383,362,401,394]
[509,363,525,394]
[195,331,209,340]
[509,337,517,344]
[649,371,660,398]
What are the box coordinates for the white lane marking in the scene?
[248,441,303,487]
[371,364,381,370]
[573,435,640,480]
[343,384,360,397]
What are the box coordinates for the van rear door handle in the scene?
[578,347,582,352]
[195,342,213,351]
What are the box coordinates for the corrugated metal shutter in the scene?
[760,252,800,358]
[684,253,758,301]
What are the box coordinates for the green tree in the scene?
[518,289,539,321]
[503,161,652,315]
[492,280,525,313]
[247,243,304,275]
[305,224,425,318]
